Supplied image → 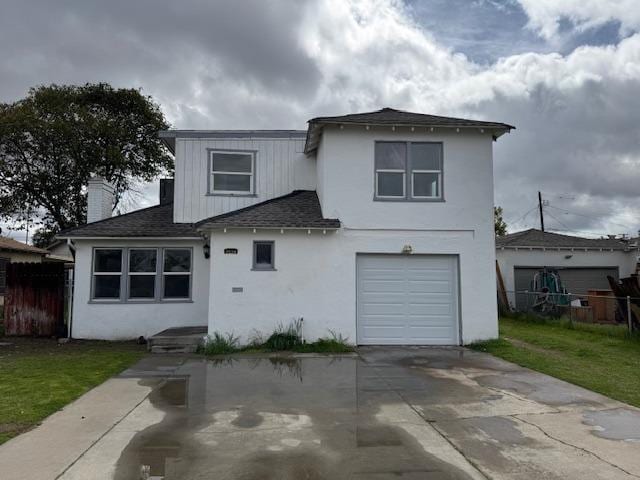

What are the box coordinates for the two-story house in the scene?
[59,108,514,345]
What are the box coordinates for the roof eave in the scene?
[56,235,203,241]
[303,121,515,153]
[198,225,341,232]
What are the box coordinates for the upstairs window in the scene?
[209,150,255,195]
[374,141,443,201]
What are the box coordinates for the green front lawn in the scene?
[471,316,640,408]
[0,338,145,444]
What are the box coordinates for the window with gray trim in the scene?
[128,249,157,299]
[91,247,192,302]
[163,249,192,298]
[92,249,123,299]
[253,241,275,270]
[209,150,255,194]
[374,141,443,200]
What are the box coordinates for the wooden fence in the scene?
[5,262,65,336]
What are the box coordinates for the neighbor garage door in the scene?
[514,266,619,309]
[357,254,459,345]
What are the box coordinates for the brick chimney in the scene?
[87,177,115,223]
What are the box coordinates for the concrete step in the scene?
[147,326,207,354]
[150,344,199,354]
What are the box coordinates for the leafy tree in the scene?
[495,206,507,236]
[0,83,172,238]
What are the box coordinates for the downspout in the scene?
[66,238,76,339]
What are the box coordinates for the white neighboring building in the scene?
[496,229,639,309]
[58,108,514,345]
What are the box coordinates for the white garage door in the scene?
[357,254,459,345]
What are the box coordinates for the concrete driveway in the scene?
[2,347,640,479]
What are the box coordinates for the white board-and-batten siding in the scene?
[173,137,316,223]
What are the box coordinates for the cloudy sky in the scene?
[2,0,640,238]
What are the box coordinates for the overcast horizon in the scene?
[2,0,639,240]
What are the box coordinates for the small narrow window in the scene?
[253,241,275,270]
[93,249,122,299]
[410,143,442,199]
[210,151,255,194]
[163,249,191,299]
[375,142,406,198]
[128,249,157,299]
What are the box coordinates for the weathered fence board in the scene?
[5,262,65,336]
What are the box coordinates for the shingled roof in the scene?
[496,229,632,250]
[197,190,340,230]
[0,236,48,255]
[305,107,515,153]
[58,203,200,239]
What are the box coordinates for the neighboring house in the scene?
[0,236,48,300]
[46,239,75,263]
[496,228,640,309]
[58,108,514,345]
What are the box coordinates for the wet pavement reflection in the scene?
[116,352,478,479]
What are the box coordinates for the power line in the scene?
[544,210,573,232]
[507,205,538,225]
[546,205,634,231]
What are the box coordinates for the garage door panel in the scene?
[357,254,458,345]
[408,303,453,316]
[408,279,452,293]
[361,280,406,293]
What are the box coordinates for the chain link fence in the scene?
[501,290,639,333]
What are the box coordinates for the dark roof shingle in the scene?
[496,229,630,250]
[197,190,340,230]
[58,203,200,238]
[305,107,515,153]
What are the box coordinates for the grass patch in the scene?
[0,337,145,445]
[200,322,354,356]
[470,315,640,408]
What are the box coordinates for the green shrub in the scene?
[199,332,240,355]
[264,319,303,351]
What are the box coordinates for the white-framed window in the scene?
[92,248,123,300]
[128,249,157,299]
[163,249,192,299]
[209,150,255,195]
[91,247,192,302]
[374,141,443,201]
[252,241,275,270]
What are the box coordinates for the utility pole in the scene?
[538,191,545,232]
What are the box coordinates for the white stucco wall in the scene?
[208,227,498,345]
[316,126,495,231]
[71,239,209,340]
[496,247,639,302]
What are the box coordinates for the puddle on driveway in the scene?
[115,355,478,479]
[583,408,640,442]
